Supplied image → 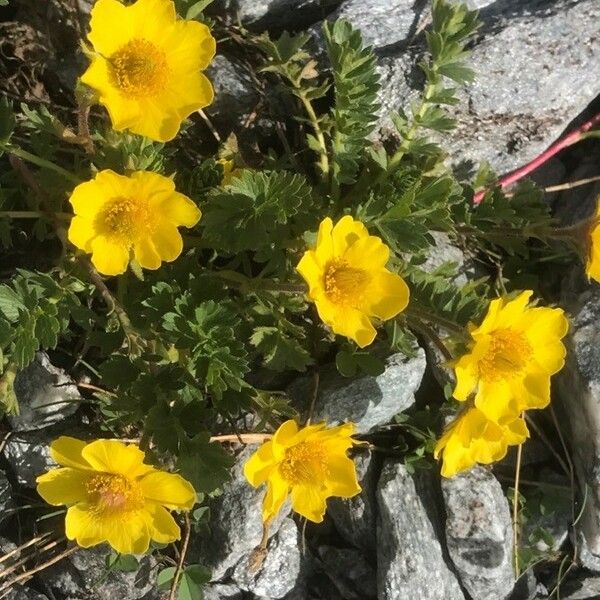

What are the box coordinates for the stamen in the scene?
[96,196,152,240]
[109,39,169,97]
[86,473,144,514]
[324,259,371,307]
[279,441,328,485]
[479,328,532,381]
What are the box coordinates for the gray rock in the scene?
[555,285,600,571]
[376,460,465,600]
[561,574,600,600]
[202,583,245,600]
[288,349,427,434]
[317,546,377,600]
[376,0,600,173]
[10,352,80,431]
[441,467,515,600]
[191,445,290,581]
[327,450,378,554]
[215,0,341,29]
[233,518,301,598]
[205,55,259,134]
[3,430,54,488]
[44,546,156,600]
[5,588,50,600]
[0,470,13,526]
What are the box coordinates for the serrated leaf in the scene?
[0,286,25,321]
[250,326,312,372]
[178,433,234,494]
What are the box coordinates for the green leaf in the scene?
[157,567,177,589]
[106,553,139,572]
[250,326,312,372]
[324,19,380,186]
[178,433,234,494]
[178,565,211,600]
[336,349,357,377]
[0,97,16,147]
[185,0,214,19]
[201,170,313,253]
[0,286,25,322]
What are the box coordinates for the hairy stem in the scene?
[298,92,330,179]
[0,145,81,184]
[473,112,600,204]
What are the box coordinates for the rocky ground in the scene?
[0,0,599,599]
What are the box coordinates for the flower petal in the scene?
[314,217,334,264]
[297,250,324,298]
[104,512,152,555]
[65,504,105,548]
[155,192,201,228]
[290,484,327,523]
[342,235,389,271]
[133,237,161,270]
[90,235,130,276]
[244,441,277,487]
[36,468,91,506]
[68,216,96,252]
[262,475,289,523]
[147,503,181,544]
[49,437,91,470]
[331,215,368,256]
[139,471,196,510]
[162,20,216,72]
[364,271,410,320]
[325,455,361,498]
[81,439,154,478]
[87,0,133,55]
[150,223,183,263]
[453,358,478,402]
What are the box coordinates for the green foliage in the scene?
[324,19,380,186]
[0,270,88,371]
[158,564,211,600]
[201,170,313,254]
[0,98,16,150]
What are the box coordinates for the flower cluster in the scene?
[435,291,569,477]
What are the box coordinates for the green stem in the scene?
[298,92,330,179]
[405,304,468,339]
[1,145,81,184]
[212,270,306,294]
[0,211,71,220]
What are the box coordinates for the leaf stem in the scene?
[0,211,71,220]
[512,436,523,577]
[405,304,468,339]
[298,92,330,179]
[168,513,191,600]
[0,145,81,184]
[473,112,600,204]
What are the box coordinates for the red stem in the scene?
[473,112,600,204]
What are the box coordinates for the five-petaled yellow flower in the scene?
[453,291,568,422]
[296,216,410,348]
[36,437,196,555]
[434,408,528,478]
[81,0,216,142]
[244,420,361,523]
[68,170,201,276]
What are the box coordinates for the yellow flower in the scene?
[216,158,242,186]
[296,216,410,348]
[434,408,529,478]
[585,200,600,282]
[453,291,569,422]
[80,0,216,142]
[68,170,201,276]
[243,420,361,523]
[36,437,196,554]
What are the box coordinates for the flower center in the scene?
[324,259,371,307]
[86,473,144,514]
[96,196,152,241]
[479,328,532,381]
[279,441,328,485]
[109,39,169,97]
